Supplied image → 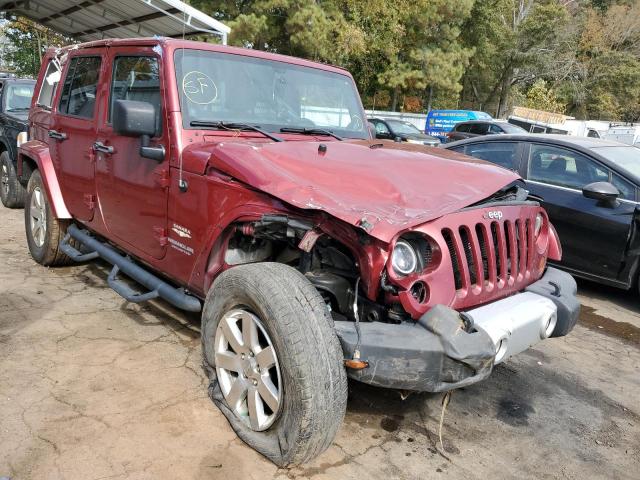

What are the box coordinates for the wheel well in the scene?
[213,218,389,322]
[18,154,36,187]
[0,141,7,155]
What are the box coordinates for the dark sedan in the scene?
[444,134,640,293]
[369,117,440,146]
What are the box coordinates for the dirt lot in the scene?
[0,205,638,480]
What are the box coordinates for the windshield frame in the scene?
[172,48,369,139]
[2,81,35,112]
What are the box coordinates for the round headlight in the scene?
[534,213,544,237]
[391,240,418,276]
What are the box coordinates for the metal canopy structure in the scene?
[0,0,230,44]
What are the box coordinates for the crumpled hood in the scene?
[202,139,519,242]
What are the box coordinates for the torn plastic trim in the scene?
[334,304,495,393]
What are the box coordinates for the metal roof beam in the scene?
[39,0,105,24]
[72,7,180,37]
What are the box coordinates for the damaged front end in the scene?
[215,180,578,393]
[330,185,579,393]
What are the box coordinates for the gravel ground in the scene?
[0,205,638,480]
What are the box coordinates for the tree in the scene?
[522,79,565,113]
[461,0,573,117]
[0,17,69,77]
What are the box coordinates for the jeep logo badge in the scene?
[485,210,504,220]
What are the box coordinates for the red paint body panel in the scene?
[188,139,520,242]
[18,141,71,218]
[19,38,563,320]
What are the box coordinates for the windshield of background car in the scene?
[501,123,527,133]
[174,49,368,139]
[4,83,34,111]
[592,146,640,178]
[386,120,421,135]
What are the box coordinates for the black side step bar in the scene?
[60,224,201,312]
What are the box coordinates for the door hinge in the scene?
[153,227,168,247]
[83,194,96,210]
[154,168,170,189]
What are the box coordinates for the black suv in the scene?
[446,119,526,143]
[0,76,35,208]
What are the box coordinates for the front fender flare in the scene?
[18,141,71,219]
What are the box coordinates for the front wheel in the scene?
[202,263,347,466]
[0,151,26,208]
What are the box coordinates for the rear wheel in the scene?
[24,170,74,266]
[202,262,347,466]
[0,151,26,208]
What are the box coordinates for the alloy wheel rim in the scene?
[214,309,282,431]
[29,186,47,247]
[1,163,9,198]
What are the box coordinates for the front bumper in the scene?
[334,267,580,392]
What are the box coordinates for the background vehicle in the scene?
[368,117,439,146]
[603,124,640,146]
[19,39,578,467]
[0,77,35,208]
[425,109,492,142]
[446,119,527,142]
[507,106,610,138]
[445,135,640,292]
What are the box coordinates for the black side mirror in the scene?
[112,99,164,162]
[582,181,620,208]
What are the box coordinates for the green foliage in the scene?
[522,80,565,114]
[1,18,69,77]
[2,1,638,119]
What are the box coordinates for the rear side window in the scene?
[58,56,102,118]
[37,60,61,108]
[109,56,160,124]
[469,123,489,134]
[464,142,520,170]
[455,123,470,132]
[488,124,503,134]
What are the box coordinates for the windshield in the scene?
[4,83,34,111]
[386,120,421,135]
[591,146,640,178]
[501,123,527,133]
[174,49,368,139]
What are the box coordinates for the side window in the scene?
[611,173,636,201]
[37,60,61,108]
[456,123,470,133]
[374,121,390,135]
[489,124,503,134]
[58,56,101,118]
[528,144,609,190]
[469,123,489,134]
[109,56,160,127]
[464,142,520,170]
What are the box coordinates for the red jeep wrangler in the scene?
[18,38,579,466]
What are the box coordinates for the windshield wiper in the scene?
[279,127,343,141]
[190,121,283,142]
[6,107,30,111]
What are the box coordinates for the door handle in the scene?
[48,130,67,140]
[93,141,114,154]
